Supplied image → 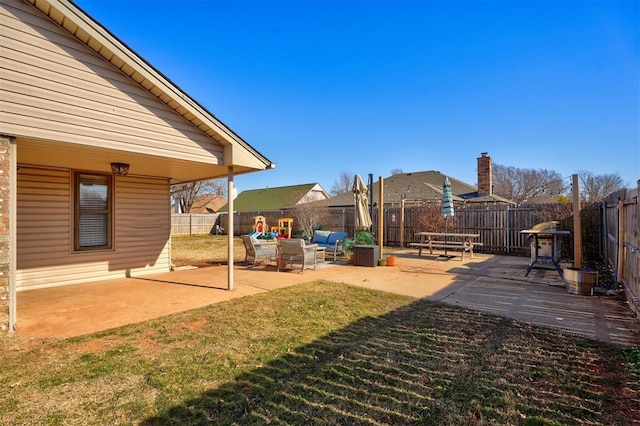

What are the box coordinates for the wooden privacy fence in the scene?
[175,193,639,319]
[171,213,220,235]
[601,181,640,318]
[171,196,640,262]
[214,204,575,255]
[380,204,574,256]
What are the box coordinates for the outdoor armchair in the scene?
[241,235,277,265]
[277,239,318,273]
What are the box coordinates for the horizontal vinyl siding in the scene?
[0,0,223,164]
[112,176,171,272]
[16,167,70,270]
[17,166,171,290]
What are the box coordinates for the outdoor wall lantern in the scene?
[110,162,130,176]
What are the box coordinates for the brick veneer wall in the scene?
[477,152,493,196]
[0,137,9,333]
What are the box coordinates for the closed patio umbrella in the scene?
[442,176,455,257]
[353,174,372,231]
[442,176,455,221]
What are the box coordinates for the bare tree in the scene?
[203,178,228,199]
[330,171,354,195]
[171,182,200,213]
[171,178,227,213]
[493,164,567,204]
[390,168,404,175]
[578,170,625,204]
[286,189,331,238]
[413,203,454,232]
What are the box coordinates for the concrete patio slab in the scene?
[14,250,640,345]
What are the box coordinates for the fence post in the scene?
[616,199,624,283]
[400,196,406,248]
[506,205,510,254]
[378,176,384,256]
[572,174,582,268]
[602,202,608,261]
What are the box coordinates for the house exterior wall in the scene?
[298,184,330,204]
[17,166,171,290]
[0,0,224,164]
[0,0,272,334]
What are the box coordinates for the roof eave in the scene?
[27,0,274,171]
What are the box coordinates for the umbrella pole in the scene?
[445,217,448,256]
[440,216,454,259]
[441,176,455,259]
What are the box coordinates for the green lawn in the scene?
[170,235,246,267]
[1,280,639,425]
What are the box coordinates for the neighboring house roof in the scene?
[327,170,515,207]
[189,194,227,213]
[327,171,475,207]
[17,0,274,184]
[218,183,329,212]
[521,195,562,204]
[460,193,517,205]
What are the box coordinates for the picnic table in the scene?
[410,232,482,261]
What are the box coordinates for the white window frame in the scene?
[74,172,113,251]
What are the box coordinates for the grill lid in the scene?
[531,221,559,231]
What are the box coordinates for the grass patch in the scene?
[171,235,246,267]
[2,281,639,425]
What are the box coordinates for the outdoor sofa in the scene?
[310,230,348,261]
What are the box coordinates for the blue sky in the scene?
[75,0,639,193]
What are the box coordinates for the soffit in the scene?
[17,137,257,184]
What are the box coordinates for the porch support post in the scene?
[0,135,16,333]
[227,167,235,291]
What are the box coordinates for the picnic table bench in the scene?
[409,232,482,261]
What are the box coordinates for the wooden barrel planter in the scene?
[563,268,598,296]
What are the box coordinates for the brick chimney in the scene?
[477,152,492,196]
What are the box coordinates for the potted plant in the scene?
[341,230,374,253]
[353,230,375,246]
[341,236,355,262]
[347,230,379,267]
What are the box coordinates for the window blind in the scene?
[77,174,110,249]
